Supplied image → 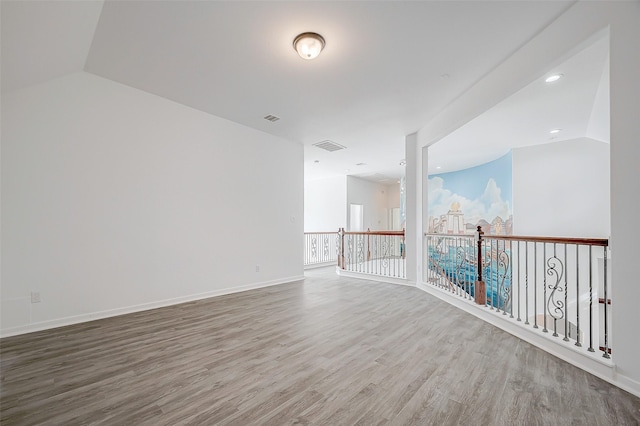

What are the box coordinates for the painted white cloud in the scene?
[428,177,511,225]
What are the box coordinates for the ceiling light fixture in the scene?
[293,32,325,60]
[545,74,563,83]
[399,160,406,166]
[550,129,562,134]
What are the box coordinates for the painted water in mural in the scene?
[427,239,512,310]
[427,153,513,306]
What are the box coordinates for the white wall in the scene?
[386,182,401,210]
[303,176,346,232]
[1,72,304,336]
[386,182,401,230]
[513,138,610,238]
[346,176,390,231]
[304,176,399,232]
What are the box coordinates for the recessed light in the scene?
[545,74,563,83]
[550,129,562,134]
[436,166,442,169]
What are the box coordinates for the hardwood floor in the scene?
[1,267,639,425]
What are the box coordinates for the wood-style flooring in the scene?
[1,267,639,425]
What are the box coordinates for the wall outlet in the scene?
[255,265,260,272]
[30,291,41,303]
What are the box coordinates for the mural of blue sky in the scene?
[428,152,512,234]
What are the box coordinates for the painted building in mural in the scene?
[429,201,466,234]
[427,152,513,236]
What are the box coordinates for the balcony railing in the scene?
[339,229,406,279]
[304,232,339,267]
[425,229,611,359]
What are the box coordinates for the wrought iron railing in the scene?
[304,232,339,267]
[339,229,406,279]
[425,230,611,359]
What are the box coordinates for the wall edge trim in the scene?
[336,268,414,287]
[0,275,305,339]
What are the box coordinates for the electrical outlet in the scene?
[30,291,41,303]
[255,265,260,272]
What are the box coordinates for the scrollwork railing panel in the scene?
[424,233,611,360]
[341,230,406,279]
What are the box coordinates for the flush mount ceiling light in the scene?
[545,74,563,83]
[550,129,562,134]
[293,32,325,60]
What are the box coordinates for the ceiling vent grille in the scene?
[313,140,346,152]
[263,114,280,122]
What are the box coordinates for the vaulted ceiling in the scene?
[3,1,606,182]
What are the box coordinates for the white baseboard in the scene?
[304,261,337,270]
[614,372,640,399]
[0,275,305,338]
[416,281,640,398]
[336,268,413,287]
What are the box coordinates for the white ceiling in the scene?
[2,0,587,183]
[428,34,609,174]
[0,1,104,93]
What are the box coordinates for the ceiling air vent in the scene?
[313,140,346,152]
[263,114,280,122]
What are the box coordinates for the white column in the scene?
[421,144,430,283]
[609,0,640,390]
[404,133,419,285]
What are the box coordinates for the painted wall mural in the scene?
[426,152,513,308]
[428,152,513,235]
